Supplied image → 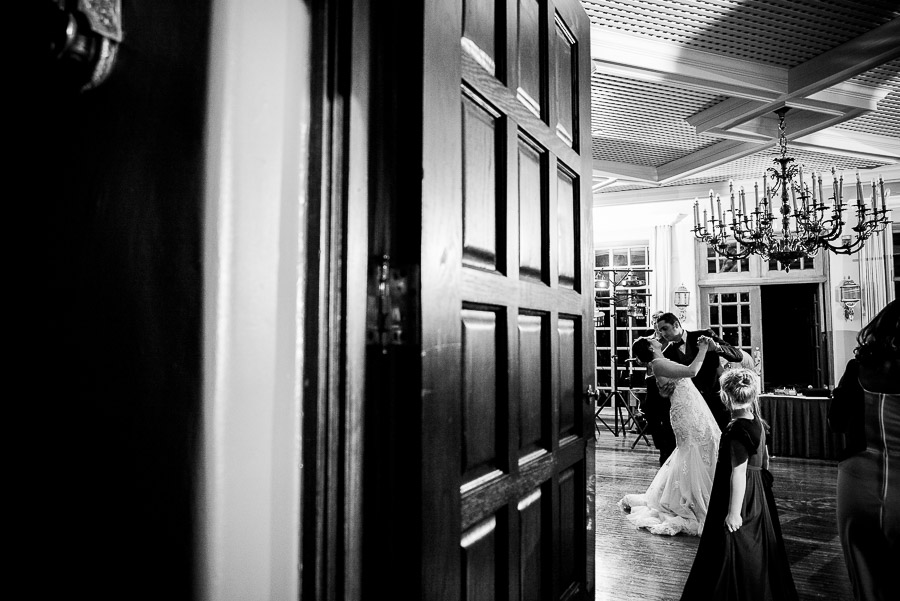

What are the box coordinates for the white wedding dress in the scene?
[618,360,721,536]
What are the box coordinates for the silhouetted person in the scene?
[829,299,899,601]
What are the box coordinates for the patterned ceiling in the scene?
[584,0,900,195]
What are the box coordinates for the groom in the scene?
[655,312,742,430]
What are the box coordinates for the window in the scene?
[707,291,753,357]
[768,256,815,272]
[706,240,749,274]
[594,245,650,390]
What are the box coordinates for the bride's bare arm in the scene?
[651,337,711,378]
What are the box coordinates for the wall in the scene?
[594,164,900,385]
[592,197,699,328]
[201,1,311,600]
[38,2,211,599]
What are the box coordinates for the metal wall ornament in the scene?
[692,108,892,272]
[49,0,124,92]
[838,276,862,321]
[673,284,690,321]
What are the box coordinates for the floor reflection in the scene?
[594,430,853,601]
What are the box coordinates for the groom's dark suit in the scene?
[663,329,742,430]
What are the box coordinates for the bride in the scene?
[618,334,721,536]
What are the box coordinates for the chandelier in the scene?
[692,108,892,271]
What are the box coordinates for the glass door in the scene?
[699,285,762,381]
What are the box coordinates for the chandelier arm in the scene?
[709,242,754,260]
[821,236,868,254]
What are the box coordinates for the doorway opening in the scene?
[760,282,824,392]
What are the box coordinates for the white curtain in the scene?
[649,224,672,318]
[858,227,893,323]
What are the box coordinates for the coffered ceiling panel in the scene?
[582,0,899,66]
[585,0,900,197]
[590,73,724,166]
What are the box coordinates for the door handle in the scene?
[48,0,124,92]
[584,385,600,404]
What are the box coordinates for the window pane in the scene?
[596,252,609,268]
[741,305,750,324]
[722,326,739,347]
[597,370,611,387]
[597,329,610,347]
[721,257,739,273]
[741,326,751,345]
[710,306,719,324]
[708,259,718,273]
[740,258,749,271]
[739,292,749,302]
[612,249,628,266]
[630,247,647,266]
[722,293,737,303]
[709,293,719,303]
[615,330,629,348]
[723,305,738,323]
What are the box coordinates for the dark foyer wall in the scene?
[36,2,212,599]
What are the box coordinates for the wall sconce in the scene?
[674,284,690,321]
[839,277,861,321]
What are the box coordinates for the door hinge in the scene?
[366,255,418,352]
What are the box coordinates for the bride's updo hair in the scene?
[719,368,759,411]
[632,337,655,364]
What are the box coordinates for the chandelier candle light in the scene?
[692,108,892,271]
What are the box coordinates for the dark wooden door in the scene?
[420,1,595,598]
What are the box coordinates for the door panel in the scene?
[422,0,594,599]
[517,0,545,119]
[518,135,547,281]
[462,92,502,272]
[557,167,577,288]
[553,16,577,147]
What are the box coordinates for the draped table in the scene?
[758,394,844,460]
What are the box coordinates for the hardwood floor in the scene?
[593,428,854,601]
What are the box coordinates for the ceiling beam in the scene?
[592,161,658,183]
[590,26,785,100]
[789,17,900,98]
[656,139,764,183]
[792,129,900,162]
[687,82,890,135]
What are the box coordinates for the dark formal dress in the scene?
[831,358,900,601]
[680,415,798,601]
